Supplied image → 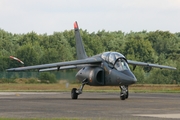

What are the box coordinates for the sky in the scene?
[0,0,180,35]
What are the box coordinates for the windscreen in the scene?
[101,52,130,71]
[114,58,130,71]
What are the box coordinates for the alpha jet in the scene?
[7,21,176,100]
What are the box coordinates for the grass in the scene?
[0,83,180,93]
[0,118,79,120]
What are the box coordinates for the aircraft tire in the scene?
[126,91,129,99]
[120,92,126,100]
[71,88,78,99]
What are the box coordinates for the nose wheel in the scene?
[120,85,128,100]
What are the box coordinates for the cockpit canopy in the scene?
[101,52,130,71]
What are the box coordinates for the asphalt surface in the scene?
[0,92,180,120]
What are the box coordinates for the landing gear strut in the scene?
[120,85,128,100]
[71,78,88,99]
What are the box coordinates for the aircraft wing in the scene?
[7,57,102,72]
[127,60,176,70]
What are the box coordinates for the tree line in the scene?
[0,28,180,84]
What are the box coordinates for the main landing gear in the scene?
[120,85,129,100]
[71,80,129,100]
[71,79,88,99]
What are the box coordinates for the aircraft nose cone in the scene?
[130,75,137,84]
[122,70,137,84]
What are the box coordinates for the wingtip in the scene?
[74,21,78,30]
[10,56,13,59]
[6,68,14,72]
[173,67,177,70]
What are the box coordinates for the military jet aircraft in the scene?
[7,21,176,100]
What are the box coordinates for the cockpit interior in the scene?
[101,52,130,71]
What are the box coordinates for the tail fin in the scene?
[74,21,88,59]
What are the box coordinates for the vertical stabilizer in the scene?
[74,21,88,59]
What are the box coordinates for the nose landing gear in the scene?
[120,85,129,100]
